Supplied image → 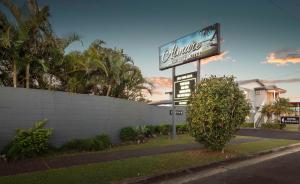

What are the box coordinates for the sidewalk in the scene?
[0,138,258,176]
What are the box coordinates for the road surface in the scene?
[187,150,300,184]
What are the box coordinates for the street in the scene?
[187,150,300,184]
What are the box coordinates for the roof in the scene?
[237,79,265,86]
[254,85,286,93]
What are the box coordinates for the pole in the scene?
[172,67,176,140]
[197,60,201,82]
[298,103,300,130]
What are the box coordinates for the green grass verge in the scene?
[45,134,196,158]
[0,137,298,184]
[284,124,300,132]
[226,139,299,155]
[0,150,228,184]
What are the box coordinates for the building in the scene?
[149,79,287,127]
[238,79,286,126]
[289,102,300,116]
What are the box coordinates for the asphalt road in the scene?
[187,150,300,184]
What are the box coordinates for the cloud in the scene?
[201,51,230,65]
[147,77,172,89]
[145,77,172,101]
[261,78,300,84]
[265,49,300,65]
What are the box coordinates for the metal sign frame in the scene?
[173,71,197,106]
[158,23,221,140]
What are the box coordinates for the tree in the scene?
[0,0,52,88]
[272,98,291,121]
[261,98,291,123]
[0,8,22,87]
[187,76,250,151]
[261,104,273,123]
[61,40,152,101]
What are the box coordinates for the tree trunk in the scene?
[12,60,17,88]
[106,85,111,96]
[25,63,30,88]
[48,74,52,90]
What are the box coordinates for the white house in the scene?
[238,79,286,126]
[149,79,287,126]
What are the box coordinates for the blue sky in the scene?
[3,0,300,101]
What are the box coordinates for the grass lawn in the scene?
[0,136,298,184]
[45,134,196,158]
[46,134,257,158]
[284,124,300,132]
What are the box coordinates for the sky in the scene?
[3,0,300,101]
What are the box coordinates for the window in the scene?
[255,90,261,95]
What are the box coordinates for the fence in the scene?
[0,87,186,149]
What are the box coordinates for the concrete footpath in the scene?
[0,138,257,177]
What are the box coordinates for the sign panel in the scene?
[281,116,300,124]
[174,72,197,106]
[169,110,184,115]
[159,23,220,70]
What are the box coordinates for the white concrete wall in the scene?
[0,87,186,150]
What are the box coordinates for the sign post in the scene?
[172,67,176,139]
[158,23,221,140]
[197,60,201,82]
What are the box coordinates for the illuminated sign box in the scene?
[281,116,300,124]
[159,23,220,70]
[174,72,197,106]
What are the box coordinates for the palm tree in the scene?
[261,104,273,123]
[0,9,21,87]
[272,98,291,121]
[0,0,52,88]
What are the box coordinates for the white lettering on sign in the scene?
[159,23,220,70]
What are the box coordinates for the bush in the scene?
[176,124,188,134]
[159,124,171,135]
[144,125,159,136]
[187,76,251,151]
[120,127,137,142]
[61,134,110,151]
[1,119,53,160]
[261,122,286,130]
[240,122,254,128]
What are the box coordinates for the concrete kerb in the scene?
[117,142,300,184]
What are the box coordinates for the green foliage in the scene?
[176,124,188,134]
[0,1,151,101]
[261,98,291,121]
[120,127,137,142]
[1,119,53,160]
[261,121,286,130]
[119,123,183,143]
[240,122,254,128]
[144,125,160,136]
[159,124,171,135]
[61,134,110,151]
[187,76,251,151]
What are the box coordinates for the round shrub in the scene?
[1,119,53,160]
[120,127,137,142]
[187,76,250,151]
